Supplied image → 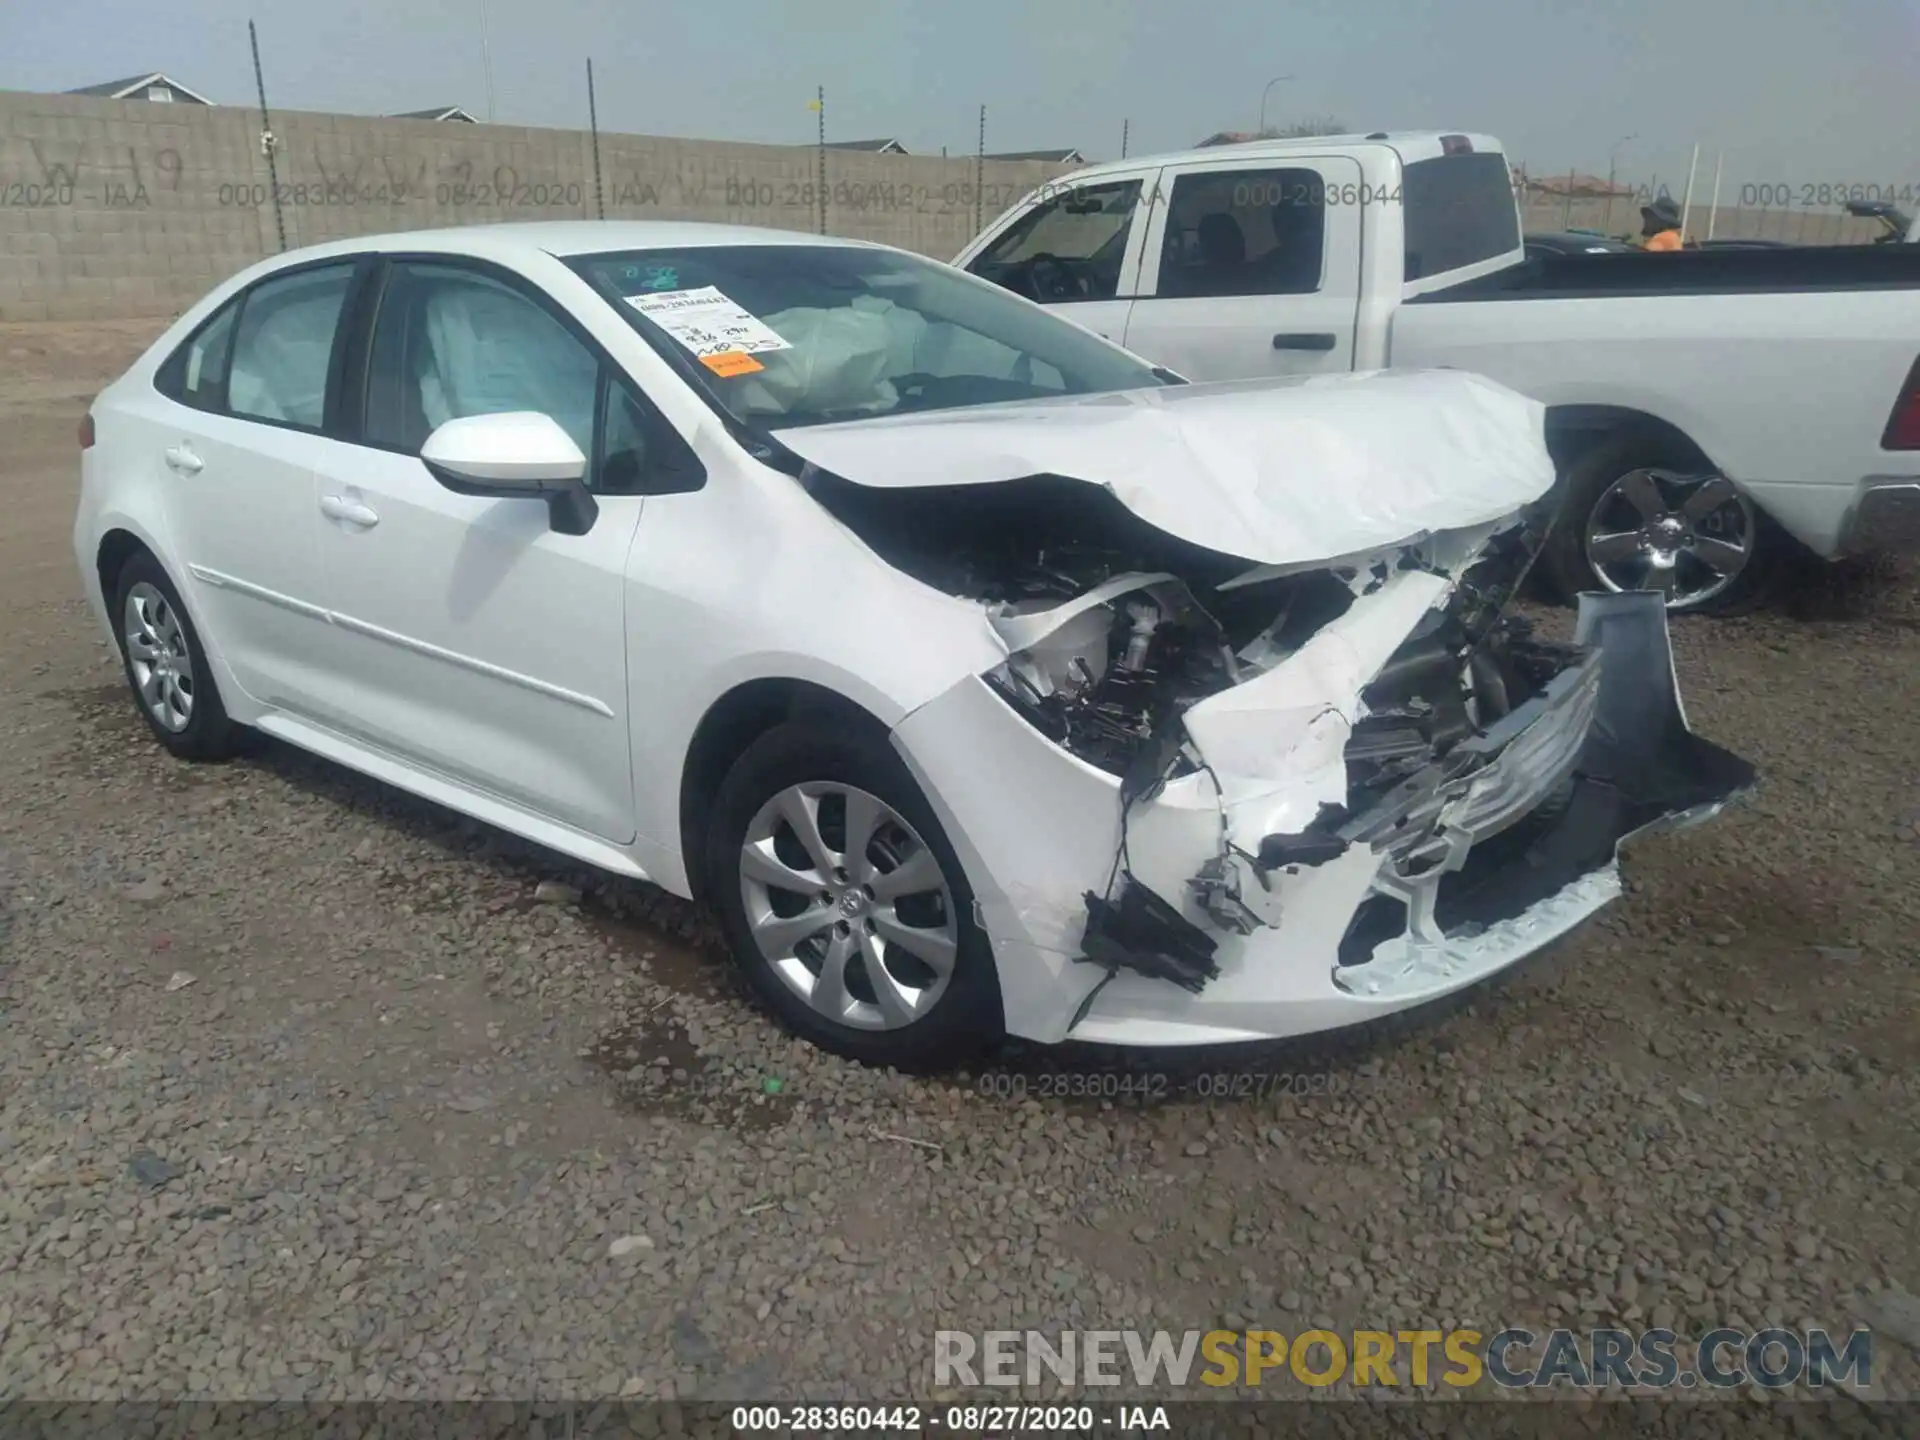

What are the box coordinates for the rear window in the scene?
[1402,152,1521,282]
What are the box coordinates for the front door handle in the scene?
[1272,332,1338,352]
[163,443,203,475]
[319,494,380,528]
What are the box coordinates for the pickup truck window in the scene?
[967,179,1141,303]
[1403,152,1522,281]
[1156,168,1325,298]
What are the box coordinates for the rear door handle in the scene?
[1272,332,1338,352]
[319,494,380,528]
[163,443,203,475]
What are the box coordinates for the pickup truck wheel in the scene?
[1544,435,1777,615]
[705,721,1004,1072]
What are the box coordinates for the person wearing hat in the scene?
[1639,196,1684,251]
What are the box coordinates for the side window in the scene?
[598,377,650,495]
[1155,168,1327,298]
[967,179,1142,303]
[364,262,599,460]
[597,372,705,497]
[156,299,240,412]
[226,263,356,427]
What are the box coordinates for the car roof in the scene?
[1054,131,1505,184]
[243,220,878,270]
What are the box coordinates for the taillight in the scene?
[1882,356,1920,449]
[78,411,95,450]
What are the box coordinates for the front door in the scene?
[1123,156,1365,381]
[310,259,642,843]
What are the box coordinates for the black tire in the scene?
[704,720,1003,1071]
[1541,432,1780,616]
[111,550,245,761]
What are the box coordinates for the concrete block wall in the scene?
[0,90,1889,321]
[0,91,1068,321]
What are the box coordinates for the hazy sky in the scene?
[4,0,1916,193]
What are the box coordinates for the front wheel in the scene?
[1542,434,1779,615]
[705,721,1004,1071]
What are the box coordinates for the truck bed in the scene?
[1412,243,1920,301]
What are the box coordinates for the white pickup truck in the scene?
[953,132,1920,612]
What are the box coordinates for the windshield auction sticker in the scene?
[624,286,791,369]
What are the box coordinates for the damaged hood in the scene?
[771,368,1554,566]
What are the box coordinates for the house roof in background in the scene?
[391,106,479,122]
[65,72,214,104]
[820,138,909,154]
[986,148,1086,163]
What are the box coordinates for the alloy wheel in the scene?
[123,581,195,732]
[738,782,959,1031]
[1583,468,1755,609]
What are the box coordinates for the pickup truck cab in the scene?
[954,132,1920,612]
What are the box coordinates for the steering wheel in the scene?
[887,371,941,405]
[1025,253,1087,302]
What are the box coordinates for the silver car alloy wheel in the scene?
[123,581,195,732]
[738,782,959,1031]
[1583,467,1756,609]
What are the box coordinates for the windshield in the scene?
[570,244,1166,429]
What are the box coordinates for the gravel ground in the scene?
[1,319,1917,1431]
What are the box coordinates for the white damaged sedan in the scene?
[73,221,1754,1068]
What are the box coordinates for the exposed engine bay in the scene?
[805,460,1753,1028]
[767,372,1754,1048]
[804,465,1568,804]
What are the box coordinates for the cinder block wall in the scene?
[0,91,1889,321]
[0,91,1068,321]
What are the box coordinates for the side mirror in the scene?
[419,411,599,536]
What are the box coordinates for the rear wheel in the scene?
[705,721,1002,1071]
[112,551,244,760]
[1543,433,1779,615]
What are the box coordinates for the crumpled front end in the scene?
[887,516,1755,1047]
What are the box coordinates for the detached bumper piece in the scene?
[1334,590,1755,1000]
[1081,879,1221,994]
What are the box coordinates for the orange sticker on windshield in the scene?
[701,350,765,377]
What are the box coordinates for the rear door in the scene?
[148,259,361,713]
[1122,155,1365,380]
[958,173,1155,346]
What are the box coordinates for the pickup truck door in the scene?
[956,172,1158,347]
[1122,155,1365,381]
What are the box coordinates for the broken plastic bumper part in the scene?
[892,589,1753,1048]
[1334,592,1753,1001]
